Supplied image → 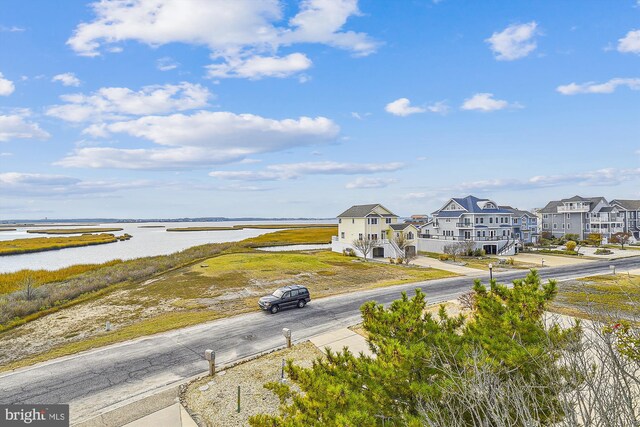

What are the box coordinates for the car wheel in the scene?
[270,305,279,314]
[297,300,306,308]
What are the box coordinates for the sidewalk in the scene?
[122,403,197,427]
[309,327,373,357]
[411,256,485,276]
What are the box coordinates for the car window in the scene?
[290,289,299,297]
[272,289,284,298]
[282,291,291,299]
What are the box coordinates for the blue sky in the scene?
[0,0,639,219]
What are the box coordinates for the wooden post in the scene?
[205,349,215,376]
[237,385,241,413]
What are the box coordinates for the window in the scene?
[352,219,355,224]
[341,232,345,238]
[489,217,493,224]
[480,218,484,224]
[553,224,557,229]
[543,224,549,229]
[543,214,548,219]
[290,289,299,297]
[562,224,565,229]
[566,213,570,219]
[282,292,291,299]
[386,218,392,224]
[358,233,363,240]
[368,218,378,225]
[477,231,481,237]
[339,219,342,223]
[567,223,571,229]
[475,218,479,224]
[372,234,378,240]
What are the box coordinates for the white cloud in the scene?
[350,112,371,120]
[385,98,425,116]
[0,72,15,96]
[46,82,211,122]
[0,110,50,142]
[67,0,377,79]
[345,177,396,189]
[426,101,450,114]
[556,78,640,95]
[401,167,640,200]
[57,112,339,169]
[52,72,81,87]
[461,93,518,112]
[486,22,538,61]
[0,25,25,32]
[0,172,153,196]
[209,161,404,181]
[618,29,640,54]
[156,57,179,71]
[207,53,312,79]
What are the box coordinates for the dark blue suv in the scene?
[258,284,311,314]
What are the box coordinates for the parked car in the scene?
[258,284,311,314]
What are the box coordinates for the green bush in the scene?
[594,248,613,255]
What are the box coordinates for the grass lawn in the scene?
[0,233,120,255]
[548,274,640,320]
[604,244,640,251]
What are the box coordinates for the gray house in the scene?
[610,199,640,240]
[421,195,518,255]
[539,196,624,241]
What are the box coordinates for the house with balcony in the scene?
[501,206,539,244]
[331,204,417,259]
[610,199,640,241]
[539,196,625,241]
[419,195,518,255]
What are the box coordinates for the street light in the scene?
[488,263,493,281]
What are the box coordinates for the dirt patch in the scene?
[0,289,177,365]
[182,341,322,427]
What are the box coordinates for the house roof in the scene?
[389,223,415,231]
[337,204,397,218]
[500,205,535,218]
[611,199,640,210]
[539,196,608,213]
[435,195,512,215]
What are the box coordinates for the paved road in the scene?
[1,257,639,423]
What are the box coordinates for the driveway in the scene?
[411,256,485,275]
[578,246,640,259]
[513,252,593,267]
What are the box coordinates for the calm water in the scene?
[0,220,335,273]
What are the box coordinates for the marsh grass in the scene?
[549,274,640,320]
[166,223,336,232]
[0,233,120,255]
[0,261,122,295]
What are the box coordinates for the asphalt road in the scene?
[1,257,639,423]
